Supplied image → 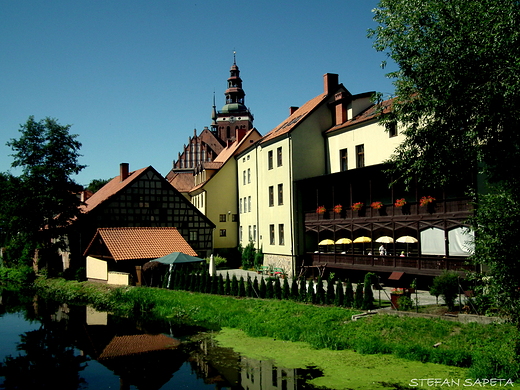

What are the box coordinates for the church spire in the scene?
[211,91,218,135]
[214,53,254,144]
[223,52,246,111]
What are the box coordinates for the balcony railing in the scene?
[306,198,472,222]
[308,252,476,275]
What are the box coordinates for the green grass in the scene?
[35,277,520,380]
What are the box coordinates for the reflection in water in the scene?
[0,293,324,389]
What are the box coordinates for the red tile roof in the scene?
[326,97,395,134]
[84,227,197,260]
[81,167,149,213]
[261,93,328,144]
[98,334,181,360]
[168,171,195,193]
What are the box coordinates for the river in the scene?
[0,290,323,390]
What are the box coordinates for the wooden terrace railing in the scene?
[308,252,476,276]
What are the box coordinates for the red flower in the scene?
[394,198,406,208]
[420,196,436,207]
[371,201,383,210]
[351,202,364,211]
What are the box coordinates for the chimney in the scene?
[235,127,247,143]
[289,106,299,115]
[334,92,348,125]
[323,73,339,95]
[120,162,129,182]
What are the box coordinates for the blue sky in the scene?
[0,0,395,186]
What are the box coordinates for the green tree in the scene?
[362,272,375,310]
[307,279,315,304]
[254,246,264,270]
[259,278,266,298]
[241,241,256,269]
[315,277,325,305]
[238,276,245,297]
[334,281,344,307]
[85,178,109,193]
[290,278,299,300]
[344,280,354,308]
[298,278,307,302]
[252,277,259,298]
[282,277,290,300]
[230,274,238,296]
[224,272,231,295]
[370,0,520,323]
[430,271,460,311]
[354,283,364,309]
[265,278,274,299]
[370,0,520,187]
[3,116,85,270]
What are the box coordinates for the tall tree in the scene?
[370,0,520,323]
[3,116,85,269]
[370,0,520,187]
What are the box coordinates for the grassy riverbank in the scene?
[34,277,520,383]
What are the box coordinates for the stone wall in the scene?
[263,254,294,277]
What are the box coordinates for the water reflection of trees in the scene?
[0,322,88,390]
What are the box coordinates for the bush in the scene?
[0,266,35,286]
[344,280,354,308]
[354,283,364,309]
[397,295,414,311]
[362,272,375,310]
[431,271,460,310]
[254,246,264,270]
[241,241,256,269]
[205,255,227,268]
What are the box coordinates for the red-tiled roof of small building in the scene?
[98,334,181,360]
[81,167,148,214]
[84,227,197,260]
[260,93,328,144]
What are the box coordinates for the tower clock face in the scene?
[229,116,236,123]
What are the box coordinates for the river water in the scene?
[0,290,323,390]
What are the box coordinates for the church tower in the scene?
[215,52,254,143]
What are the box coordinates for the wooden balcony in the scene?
[308,252,476,277]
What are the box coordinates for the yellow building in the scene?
[191,129,262,252]
[238,74,368,275]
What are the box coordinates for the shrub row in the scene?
[165,267,376,309]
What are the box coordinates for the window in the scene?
[278,224,285,245]
[340,148,348,171]
[268,186,274,207]
[189,230,198,241]
[219,229,227,237]
[278,183,283,205]
[247,168,251,183]
[243,170,246,185]
[253,225,257,240]
[248,225,252,240]
[219,214,226,222]
[356,144,365,168]
[388,122,398,138]
[239,198,242,214]
[248,196,251,212]
[239,226,243,242]
[232,214,238,222]
[277,147,282,167]
[269,224,275,245]
[268,150,273,170]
